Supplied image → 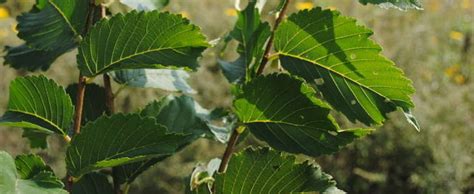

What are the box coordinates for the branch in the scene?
[256,0,291,75]
[217,1,292,176]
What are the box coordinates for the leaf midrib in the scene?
[49,1,80,37]
[277,52,397,107]
[8,109,65,135]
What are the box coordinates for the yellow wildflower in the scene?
[296,2,314,10]
[0,6,10,19]
[454,74,466,85]
[225,8,237,17]
[462,0,471,9]
[180,11,190,19]
[444,64,460,77]
[450,31,464,41]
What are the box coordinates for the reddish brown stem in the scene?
[103,74,115,114]
[217,130,240,173]
[72,76,87,135]
[256,0,291,75]
[217,1,292,177]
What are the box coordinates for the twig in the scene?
[256,0,291,75]
[217,0,292,176]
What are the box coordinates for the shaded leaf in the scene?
[111,69,196,94]
[274,8,416,127]
[113,157,165,185]
[15,154,53,179]
[0,76,74,136]
[218,0,271,83]
[66,83,107,125]
[214,147,336,193]
[4,42,75,71]
[22,129,49,149]
[17,0,88,51]
[234,74,371,156]
[77,11,208,77]
[120,0,170,11]
[0,151,66,194]
[358,0,422,10]
[66,113,191,177]
[72,172,114,194]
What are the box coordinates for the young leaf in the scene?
[4,42,75,71]
[66,83,107,125]
[22,129,50,149]
[0,76,74,136]
[17,0,88,51]
[77,11,209,77]
[0,151,66,194]
[120,0,170,11]
[214,147,337,193]
[65,113,191,177]
[218,0,271,83]
[234,74,371,156]
[72,172,114,194]
[15,154,53,179]
[111,69,196,94]
[358,0,423,10]
[274,8,416,127]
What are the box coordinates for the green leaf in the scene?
[0,151,67,194]
[72,172,114,194]
[120,0,170,10]
[219,0,271,83]
[111,69,196,94]
[214,147,336,193]
[4,43,75,71]
[66,83,107,125]
[17,0,88,51]
[22,129,50,149]
[358,0,422,10]
[65,113,191,177]
[274,8,416,127]
[141,95,211,137]
[113,157,165,185]
[187,158,220,194]
[15,154,53,179]
[234,74,371,156]
[77,11,209,77]
[0,76,74,136]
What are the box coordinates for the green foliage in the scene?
[77,10,209,77]
[234,74,371,156]
[218,0,271,83]
[274,8,417,129]
[358,0,422,10]
[65,113,191,177]
[0,76,74,136]
[213,147,336,194]
[72,172,114,194]
[0,0,423,193]
[0,151,66,194]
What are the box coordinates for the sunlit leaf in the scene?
[0,76,74,136]
[234,74,371,156]
[77,11,208,77]
[214,147,337,193]
[66,113,191,177]
[274,8,417,127]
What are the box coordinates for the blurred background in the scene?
[0,0,473,193]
